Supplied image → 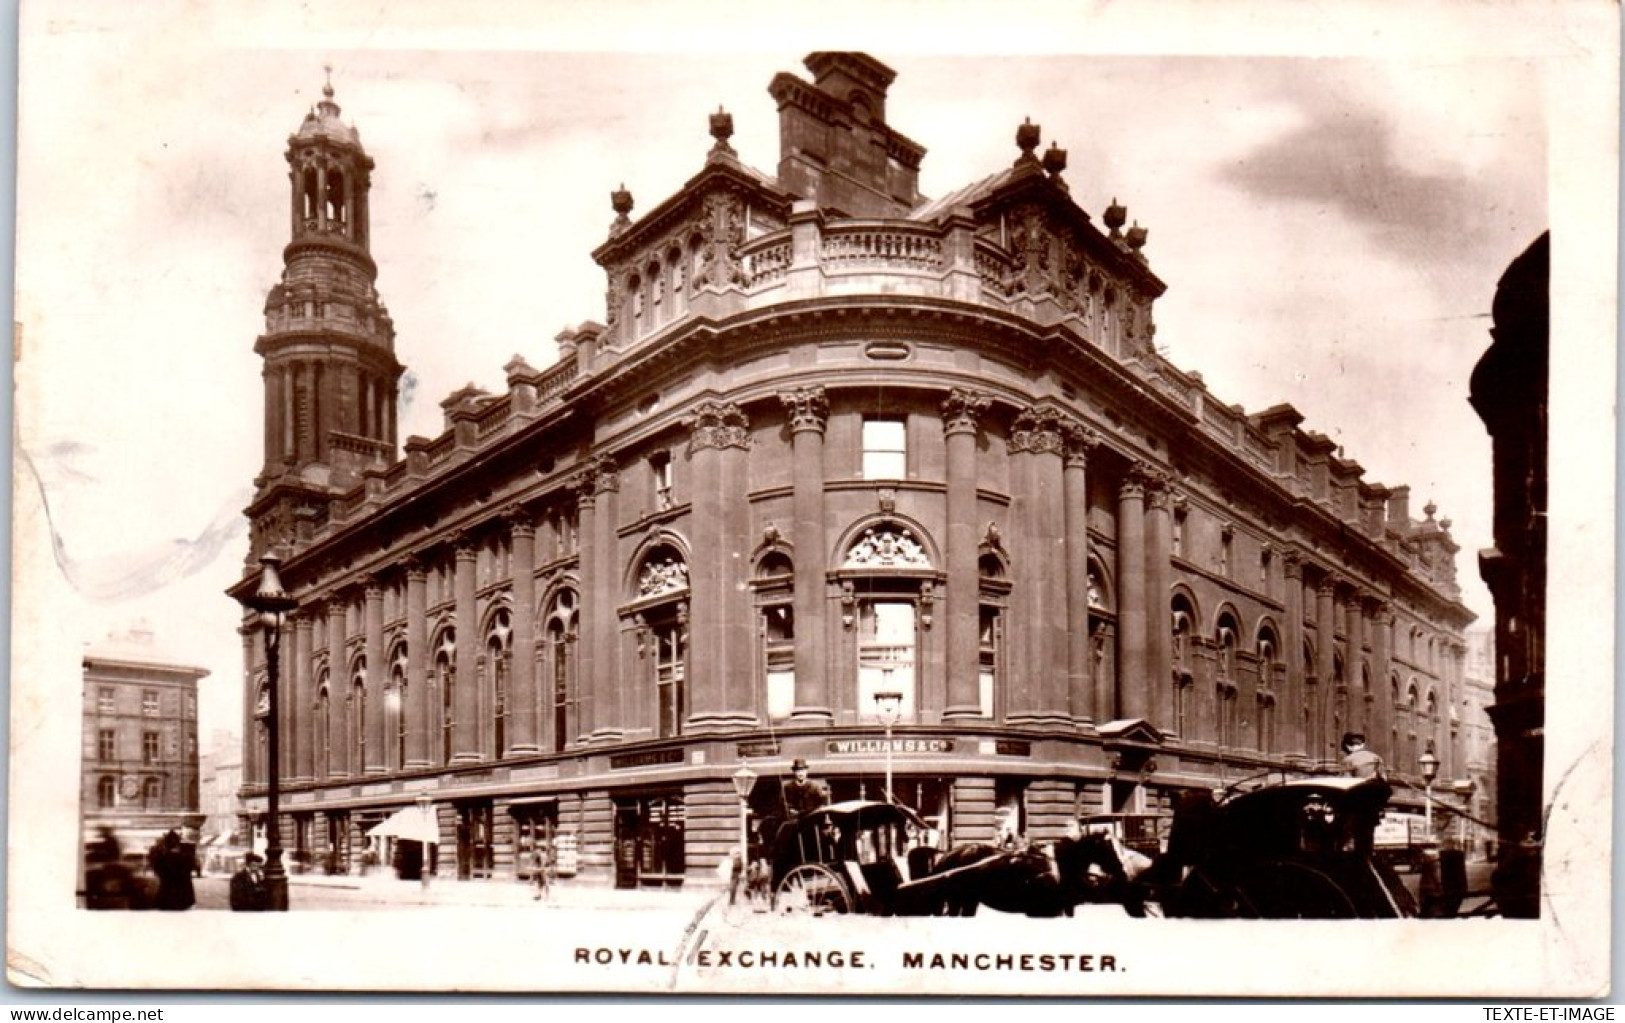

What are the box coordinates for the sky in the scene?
[10,2,1568,750]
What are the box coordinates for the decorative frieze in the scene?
[843,525,930,569]
[685,400,751,453]
[1007,406,1068,455]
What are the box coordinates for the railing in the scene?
[739,232,793,289]
[820,222,944,273]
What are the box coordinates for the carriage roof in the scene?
[799,800,929,830]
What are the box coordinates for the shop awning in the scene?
[367,805,440,844]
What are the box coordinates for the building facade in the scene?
[1470,232,1548,916]
[82,625,208,851]
[233,54,1474,888]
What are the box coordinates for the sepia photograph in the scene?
[7,0,1617,1000]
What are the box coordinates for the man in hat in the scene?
[782,759,828,820]
[229,852,270,912]
[1341,732,1384,780]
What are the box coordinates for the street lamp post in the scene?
[241,551,298,911]
[731,762,757,888]
[873,691,903,804]
[1418,746,1440,835]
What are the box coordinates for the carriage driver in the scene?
[773,759,831,872]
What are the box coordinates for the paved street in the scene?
[189,871,717,913]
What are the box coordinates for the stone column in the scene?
[1145,475,1174,730]
[452,538,481,762]
[586,458,622,744]
[1007,407,1070,727]
[1282,551,1306,758]
[507,510,540,754]
[572,473,599,743]
[241,625,259,786]
[782,387,834,724]
[1315,574,1339,763]
[325,598,347,779]
[404,558,430,769]
[941,388,989,721]
[1370,602,1394,763]
[684,403,752,731]
[363,580,386,774]
[717,407,758,728]
[1344,591,1366,737]
[1115,468,1149,720]
[292,612,315,783]
[1062,423,1098,727]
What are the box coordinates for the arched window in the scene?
[97,776,116,809]
[629,273,644,336]
[1214,613,1239,748]
[487,609,512,758]
[632,544,689,738]
[546,589,579,752]
[668,245,687,320]
[435,630,456,765]
[837,521,936,723]
[388,646,408,771]
[1170,594,1197,736]
[1256,625,1281,752]
[142,777,162,810]
[1085,561,1115,721]
[316,673,331,780]
[351,663,368,773]
[326,166,346,227]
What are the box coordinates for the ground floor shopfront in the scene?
[239,721,1415,889]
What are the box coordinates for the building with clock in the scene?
[232,54,1474,888]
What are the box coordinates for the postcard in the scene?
[8,0,1616,998]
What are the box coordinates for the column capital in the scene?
[402,553,428,582]
[1370,600,1395,625]
[503,503,536,537]
[453,533,479,561]
[779,386,830,435]
[1062,421,1100,468]
[1317,574,1341,598]
[571,454,618,506]
[363,579,385,600]
[940,387,991,437]
[1343,587,1368,611]
[685,400,751,453]
[1007,405,1067,455]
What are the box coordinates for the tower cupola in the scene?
[249,71,404,558]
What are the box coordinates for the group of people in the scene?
[83,828,197,911]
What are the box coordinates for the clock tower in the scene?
[248,72,403,557]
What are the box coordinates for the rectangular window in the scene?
[97,687,115,714]
[98,729,116,761]
[142,731,160,764]
[651,452,673,511]
[978,606,1000,718]
[763,604,795,720]
[142,690,160,717]
[654,622,686,738]
[858,600,916,721]
[862,417,907,480]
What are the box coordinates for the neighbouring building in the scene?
[1458,627,1498,857]
[232,54,1474,888]
[1470,231,1548,917]
[198,729,245,869]
[81,624,207,854]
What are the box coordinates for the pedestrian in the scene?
[85,828,135,911]
[229,852,270,912]
[150,830,195,911]
[1340,732,1384,780]
[533,837,555,901]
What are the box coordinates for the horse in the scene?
[925,834,1144,917]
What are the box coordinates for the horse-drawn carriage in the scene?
[1148,775,1416,918]
[763,800,1133,917]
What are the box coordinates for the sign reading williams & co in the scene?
[825,738,956,756]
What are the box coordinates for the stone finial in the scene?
[610,184,634,236]
[1125,221,1148,254]
[1042,141,1068,178]
[709,106,736,156]
[1015,117,1041,166]
[1103,198,1127,238]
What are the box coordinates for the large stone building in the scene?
[81,625,207,851]
[232,54,1474,888]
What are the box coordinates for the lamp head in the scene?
[1419,746,1440,784]
[873,690,903,725]
[247,550,299,627]
[731,762,757,799]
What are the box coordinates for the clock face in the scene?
[120,776,140,800]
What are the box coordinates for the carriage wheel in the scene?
[1239,862,1359,919]
[775,863,852,916]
